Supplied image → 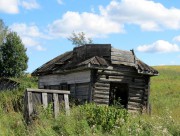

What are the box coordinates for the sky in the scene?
[0,0,180,73]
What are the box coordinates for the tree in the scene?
[68,32,93,47]
[0,32,28,77]
[0,20,8,68]
[0,19,7,45]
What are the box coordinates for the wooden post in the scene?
[53,93,59,118]
[42,93,48,108]
[64,94,70,115]
[27,91,33,118]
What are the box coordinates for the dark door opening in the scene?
[109,83,129,108]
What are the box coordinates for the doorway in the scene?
[109,83,129,108]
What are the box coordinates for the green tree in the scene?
[0,19,7,45]
[0,32,28,77]
[68,32,93,47]
[0,20,8,67]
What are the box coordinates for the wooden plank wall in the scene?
[38,70,91,88]
[41,83,91,104]
[75,83,90,101]
[93,67,149,113]
[24,89,70,123]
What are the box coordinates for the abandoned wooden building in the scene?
[0,78,19,91]
[32,44,158,113]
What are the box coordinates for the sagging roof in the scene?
[32,44,158,76]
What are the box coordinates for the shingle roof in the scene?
[32,44,158,76]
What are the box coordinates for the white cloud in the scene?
[18,36,46,51]
[48,0,180,38]
[21,0,40,10]
[57,0,63,5]
[173,35,180,42]
[0,0,39,14]
[10,23,47,51]
[10,23,49,39]
[48,11,123,38]
[0,0,19,14]
[137,40,180,53]
[99,0,180,31]
[21,36,39,46]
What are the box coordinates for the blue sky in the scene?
[0,0,180,72]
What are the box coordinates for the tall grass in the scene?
[151,66,180,122]
[0,66,179,135]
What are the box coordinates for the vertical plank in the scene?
[53,93,59,118]
[64,94,70,115]
[27,92,33,118]
[88,83,92,102]
[42,93,48,108]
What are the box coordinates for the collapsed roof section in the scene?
[32,44,158,76]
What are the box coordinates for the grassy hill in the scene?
[0,66,179,135]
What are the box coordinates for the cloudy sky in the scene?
[0,0,180,72]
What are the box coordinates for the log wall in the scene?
[92,67,149,113]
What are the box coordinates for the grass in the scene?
[151,65,180,122]
[0,66,179,135]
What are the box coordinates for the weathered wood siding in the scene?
[38,70,91,88]
[38,70,91,103]
[92,66,149,113]
[111,48,135,66]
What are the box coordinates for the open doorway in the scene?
[109,83,129,108]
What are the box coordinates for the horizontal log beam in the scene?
[94,99,109,104]
[97,70,141,77]
[94,94,109,99]
[94,86,109,90]
[129,85,146,89]
[95,82,110,87]
[26,88,70,94]
[94,90,109,95]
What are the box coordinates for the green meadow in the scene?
[0,66,179,136]
[151,66,180,122]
